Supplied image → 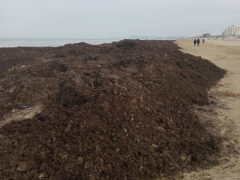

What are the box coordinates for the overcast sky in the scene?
[0,0,239,38]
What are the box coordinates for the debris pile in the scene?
[0,40,225,179]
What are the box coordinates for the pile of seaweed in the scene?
[0,40,225,179]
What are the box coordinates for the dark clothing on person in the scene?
[194,39,197,46]
[202,39,205,44]
[197,39,200,46]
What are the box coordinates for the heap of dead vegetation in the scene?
[0,40,225,179]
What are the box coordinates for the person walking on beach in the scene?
[197,39,200,46]
[194,39,197,46]
[202,38,205,44]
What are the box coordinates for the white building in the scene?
[222,25,240,37]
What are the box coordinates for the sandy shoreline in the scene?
[177,39,240,180]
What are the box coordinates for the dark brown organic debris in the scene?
[0,40,225,179]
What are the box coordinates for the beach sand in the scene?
[176,39,240,180]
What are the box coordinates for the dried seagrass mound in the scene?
[0,40,225,179]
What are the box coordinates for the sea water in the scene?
[0,37,182,48]
[0,38,121,48]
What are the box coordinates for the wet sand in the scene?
[177,39,240,180]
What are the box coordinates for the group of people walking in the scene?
[194,38,205,46]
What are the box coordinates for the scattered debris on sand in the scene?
[0,40,225,179]
[0,103,43,128]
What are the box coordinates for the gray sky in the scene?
[0,0,240,38]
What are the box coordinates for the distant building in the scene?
[203,33,211,38]
[222,25,240,37]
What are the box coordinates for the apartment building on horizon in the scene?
[222,25,240,37]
